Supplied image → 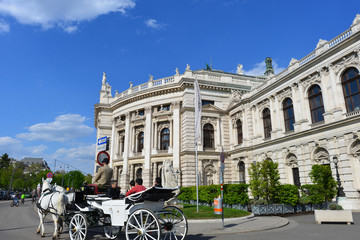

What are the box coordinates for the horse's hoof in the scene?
[41,233,45,237]
[36,229,40,234]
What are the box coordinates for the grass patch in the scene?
[181,204,250,219]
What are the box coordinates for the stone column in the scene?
[143,106,152,187]
[251,106,257,138]
[172,101,181,169]
[169,117,173,151]
[110,119,116,168]
[216,117,221,150]
[120,112,130,191]
[329,64,346,120]
[132,125,136,153]
[319,69,333,123]
[298,82,309,130]
[153,121,158,152]
[291,83,301,132]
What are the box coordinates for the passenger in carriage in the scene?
[128,180,135,190]
[153,177,162,188]
[106,180,120,199]
[125,178,146,197]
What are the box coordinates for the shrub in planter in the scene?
[274,184,299,206]
[299,195,312,205]
[329,203,344,210]
[223,183,249,205]
[309,164,337,202]
[301,184,324,204]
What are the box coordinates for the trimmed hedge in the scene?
[178,183,249,205]
[274,184,299,206]
[301,184,325,203]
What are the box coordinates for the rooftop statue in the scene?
[237,64,244,74]
[149,74,154,81]
[186,64,190,71]
[175,68,179,76]
[102,72,106,84]
[129,81,133,88]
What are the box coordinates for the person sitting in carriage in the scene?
[106,180,120,199]
[125,178,146,197]
[93,158,113,186]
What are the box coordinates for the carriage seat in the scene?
[84,184,110,195]
[125,187,178,204]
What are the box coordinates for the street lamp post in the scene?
[332,156,345,202]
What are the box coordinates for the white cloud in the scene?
[0,18,9,33]
[16,114,94,142]
[145,18,165,30]
[53,144,95,160]
[0,136,47,158]
[0,0,136,32]
[243,60,285,76]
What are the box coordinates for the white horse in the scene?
[36,180,68,239]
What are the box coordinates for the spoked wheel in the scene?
[157,206,188,240]
[104,216,121,239]
[125,208,161,240]
[69,213,88,240]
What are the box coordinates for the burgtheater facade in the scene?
[94,14,360,209]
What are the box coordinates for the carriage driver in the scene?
[93,158,113,186]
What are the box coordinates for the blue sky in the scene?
[0,0,359,174]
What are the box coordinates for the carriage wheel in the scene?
[125,208,161,240]
[157,206,188,240]
[69,213,88,240]
[104,216,121,239]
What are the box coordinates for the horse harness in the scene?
[36,188,63,217]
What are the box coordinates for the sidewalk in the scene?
[188,214,289,235]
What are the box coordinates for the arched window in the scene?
[137,132,144,152]
[236,120,243,145]
[308,85,324,123]
[342,67,360,112]
[238,161,245,183]
[283,98,295,132]
[160,128,170,150]
[263,108,272,139]
[203,124,214,148]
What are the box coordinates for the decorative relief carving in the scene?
[230,89,244,101]
[171,101,181,110]
[115,117,125,126]
[135,126,144,135]
[332,54,359,76]
[313,147,330,164]
[158,121,170,133]
[257,99,270,112]
[132,110,146,120]
[231,112,243,125]
[277,87,292,103]
[300,72,321,90]
[145,106,152,114]
[285,153,298,168]
[202,117,217,126]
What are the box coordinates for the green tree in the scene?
[0,153,11,169]
[85,174,93,184]
[248,159,280,203]
[309,164,337,202]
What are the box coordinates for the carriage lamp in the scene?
[332,156,345,201]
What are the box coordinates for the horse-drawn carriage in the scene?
[65,186,188,240]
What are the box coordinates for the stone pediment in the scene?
[202,104,224,113]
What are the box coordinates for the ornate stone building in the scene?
[94,14,360,209]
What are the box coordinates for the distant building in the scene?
[20,157,50,171]
[94,14,360,209]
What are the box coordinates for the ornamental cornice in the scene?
[331,53,359,76]
[285,153,298,167]
[230,89,245,102]
[131,120,145,127]
[132,111,146,121]
[115,117,125,127]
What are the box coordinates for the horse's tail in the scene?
[57,192,67,217]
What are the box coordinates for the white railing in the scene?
[328,29,352,48]
[299,52,316,66]
[346,109,360,118]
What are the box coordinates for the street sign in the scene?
[97,136,107,151]
[97,151,110,166]
[46,172,53,178]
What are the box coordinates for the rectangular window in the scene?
[202,100,214,106]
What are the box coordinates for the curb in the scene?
[187,213,255,223]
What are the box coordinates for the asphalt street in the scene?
[0,200,360,240]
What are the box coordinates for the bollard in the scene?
[214,197,222,215]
